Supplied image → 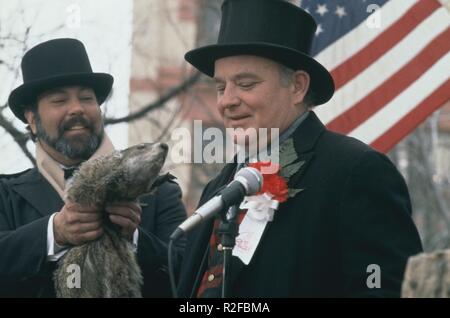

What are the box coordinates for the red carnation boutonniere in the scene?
[248,162,289,203]
[239,138,304,222]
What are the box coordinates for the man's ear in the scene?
[291,70,310,106]
[24,109,37,135]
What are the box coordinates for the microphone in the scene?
[170,167,263,240]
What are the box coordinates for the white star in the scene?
[335,6,347,18]
[315,24,323,36]
[316,4,328,16]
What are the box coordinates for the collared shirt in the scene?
[279,110,310,145]
[236,110,310,172]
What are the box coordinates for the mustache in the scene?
[59,116,94,133]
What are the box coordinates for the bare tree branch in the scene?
[401,115,450,251]
[104,72,201,125]
[162,1,191,48]
[0,108,35,166]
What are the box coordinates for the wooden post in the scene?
[402,250,450,297]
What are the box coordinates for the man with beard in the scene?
[0,38,186,297]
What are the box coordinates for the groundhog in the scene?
[54,142,169,298]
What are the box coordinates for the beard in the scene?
[34,112,104,160]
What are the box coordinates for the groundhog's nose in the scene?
[159,143,168,152]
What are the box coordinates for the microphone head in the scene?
[234,167,263,195]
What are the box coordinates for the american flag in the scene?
[300,0,450,153]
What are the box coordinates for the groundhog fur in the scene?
[54,142,168,298]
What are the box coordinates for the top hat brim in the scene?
[8,72,113,123]
[185,43,334,105]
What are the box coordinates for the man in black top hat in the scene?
[177,0,422,297]
[0,38,186,297]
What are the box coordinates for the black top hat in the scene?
[185,0,334,105]
[8,38,114,123]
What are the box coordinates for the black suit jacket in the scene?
[0,168,186,297]
[177,112,423,298]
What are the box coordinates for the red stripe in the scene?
[197,265,224,297]
[326,27,450,134]
[331,0,440,90]
[371,78,450,153]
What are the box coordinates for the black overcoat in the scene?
[178,112,422,298]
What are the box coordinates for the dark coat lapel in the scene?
[288,111,325,187]
[9,168,64,217]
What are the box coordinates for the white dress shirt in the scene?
[46,173,139,261]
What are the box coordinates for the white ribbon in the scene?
[239,193,280,222]
[233,193,280,265]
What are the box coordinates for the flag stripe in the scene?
[331,0,440,90]
[315,7,450,125]
[371,79,450,152]
[315,0,417,71]
[326,27,450,134]
[348,51,450,144]
[303,0,450,154]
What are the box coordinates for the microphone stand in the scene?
[218,205,239,298]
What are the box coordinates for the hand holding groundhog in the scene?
[53,202,103,246]
[105,201,142,241]
[54,201,142,245]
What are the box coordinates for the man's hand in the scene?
[105,202,142,241]
[53,202,103,246]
